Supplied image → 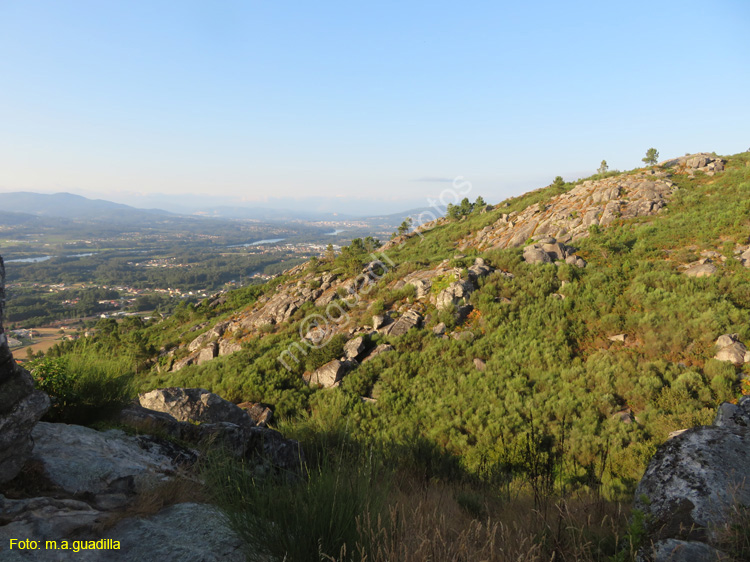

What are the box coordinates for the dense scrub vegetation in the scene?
[34,151,750,559]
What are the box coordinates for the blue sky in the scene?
[1,0,748,213]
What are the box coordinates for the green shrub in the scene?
[29,355,134,425]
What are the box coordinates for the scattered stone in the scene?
[372,314,389,331]
[237,402,273,427]
[684,262,718,278]
[473,358,486,371]
[608,334,627,343]
[382,309,422,337]
[361,344,394,363]
[305,360,349,388]
[433,322,446,335]
[343,336,366,360]
[713,334,748,366]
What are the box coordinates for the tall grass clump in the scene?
[29,353,135,424]
[204,448,391,562]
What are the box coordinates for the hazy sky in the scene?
[1,0,749,212]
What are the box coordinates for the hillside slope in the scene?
[48,151,750,494]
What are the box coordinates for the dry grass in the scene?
[325,479,630,562]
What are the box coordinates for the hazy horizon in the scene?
[1,1,748,209]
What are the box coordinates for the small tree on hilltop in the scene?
[397,217,413,236]
[552,176,565,190]
[447,203,461,220]
[642,148,659,166]
[598,160,608,174]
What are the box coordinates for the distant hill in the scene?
[0,192,174,223]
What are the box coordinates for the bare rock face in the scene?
[463,172,678,251]
[0,256,50,484]
[634,396,750,561]
[139,388,252,428]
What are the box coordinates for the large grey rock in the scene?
[634,423,750,553]
[218,339,242,356]
[0,502,244,562]
[0,495,105,549]
[715,334,739,349]
[713,397,750,430]
[196,343,218,365]
[91,503,245,562]
[0,255,50,484]
[139,388,253,428]
[118,403,301,472]
[30,422,186,509]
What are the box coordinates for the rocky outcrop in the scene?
[0,256,50,484]
[118,402,301,472]
[463,172,678,251]
[660,152,727,177]
[634,397,750,561]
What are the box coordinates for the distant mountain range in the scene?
[0,191,441,228]
[0,192,174,223]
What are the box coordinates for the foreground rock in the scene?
[120,392,303,473]
[634,396,750,561]
[0,501,244,562]
[0,256,50,484]
[29,422,194,510]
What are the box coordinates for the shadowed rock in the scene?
[0,255,50,484]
